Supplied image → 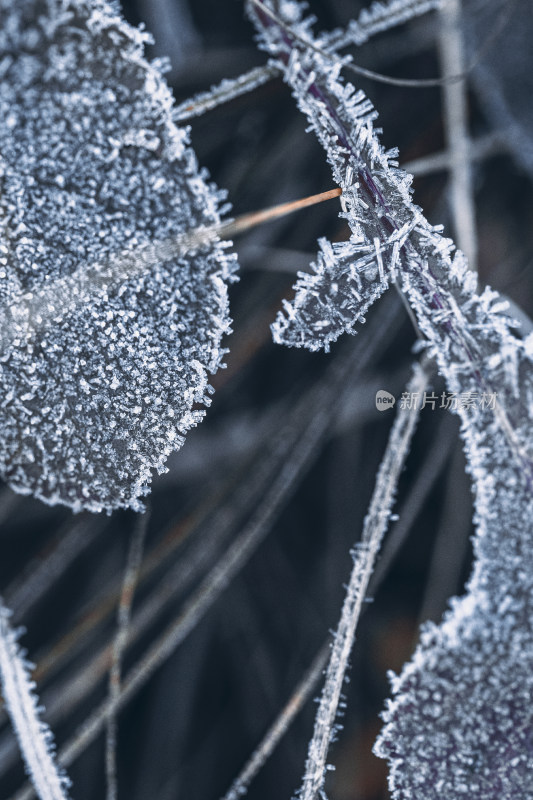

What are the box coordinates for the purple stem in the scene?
[251,1,533,484]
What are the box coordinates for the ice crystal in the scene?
[248,0,533,795]
[0,0,237,513]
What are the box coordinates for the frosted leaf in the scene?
[248,1,533,795]
[0,0,238,513]
[374,329,533,796]
[271,235,391,352]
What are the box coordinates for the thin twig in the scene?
[106,510,150,800]
[438,0,477,270]
[174,64,279,121]
[219,188,341,237]
[0,189,341,352]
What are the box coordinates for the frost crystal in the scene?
[0,0,237,512]
[249,0,533,795]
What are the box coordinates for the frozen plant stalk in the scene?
[248,0,533,795]
[0,600,70,800]
[298,362,428,800]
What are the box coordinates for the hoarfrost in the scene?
[271,235,390,351]
[175,0,441,124]
[0,600,71,799]
[0,0,237,513]
[249,0,533,796]
[324,0,442,50]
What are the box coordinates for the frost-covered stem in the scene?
[438,0,477,270]
[249,1,470,318]
[0,600,70,800]
[106,511,149,800]
[174,64,278,121]
[248,0,533,485]
[175,0,441,123]
[298,362,426,800]
[325,0,442,49]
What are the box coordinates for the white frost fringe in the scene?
[0,600,70,800]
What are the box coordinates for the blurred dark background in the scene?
[1,1,533,799]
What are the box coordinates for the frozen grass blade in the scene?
[174,64,279,122]
[325,0,442,49]
[298,361,427,800]
[0,600,70,800]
